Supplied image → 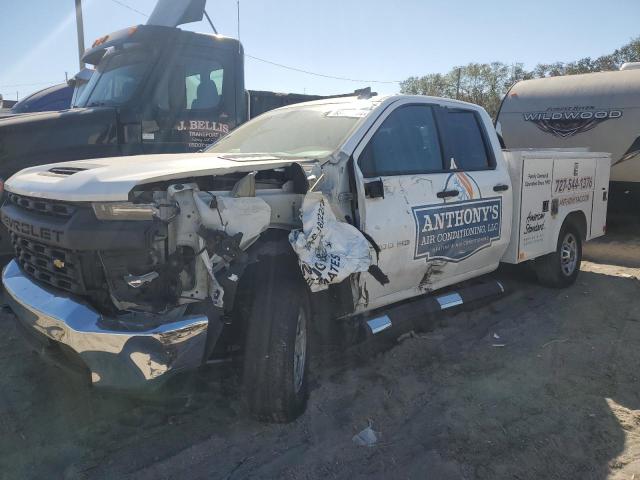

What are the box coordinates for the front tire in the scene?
[535,222,582,288]
[242,270,310,423]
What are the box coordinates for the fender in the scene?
[551,209,588,245]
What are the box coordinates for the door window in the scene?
[359,105,443,177]
[437,109,493,170]
[153,56,225,112]
[185,61,224,110]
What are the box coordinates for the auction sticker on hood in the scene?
[412,198,502,262]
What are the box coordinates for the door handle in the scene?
[437,189,459,199]
[493,184,509,192]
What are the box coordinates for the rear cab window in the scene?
[358,103,496,178]
[154,55,228,113]
[184,59,225,110]
[436,108,495,171]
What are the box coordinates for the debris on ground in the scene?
[352,423,378,447]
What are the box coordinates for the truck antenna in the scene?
[203,10,218,34]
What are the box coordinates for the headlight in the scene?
[92,202,157,221]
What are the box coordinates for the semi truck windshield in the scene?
[76,49,152,108]
[207,106,365,158]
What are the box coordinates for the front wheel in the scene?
[242,271,310,423]
[534,222,582,288]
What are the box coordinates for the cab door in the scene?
[141,46,236,154]
[434,106,512,280]
[353,103,456,312]
[590,155,610,238]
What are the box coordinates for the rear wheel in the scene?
[242,270,310,423]
[535,222,582,288]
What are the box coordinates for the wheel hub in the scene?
[560,232,578,276]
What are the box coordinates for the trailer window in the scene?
[358,105,444,177]
[437,109,493,170]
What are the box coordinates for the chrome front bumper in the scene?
[2,260,209,389]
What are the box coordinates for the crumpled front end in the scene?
[0,166,306,387]
[1,158,390,387]
[3,259,209,388]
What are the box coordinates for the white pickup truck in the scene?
[1,94,609,422]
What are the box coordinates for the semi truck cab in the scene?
[0,0,341,184]
[78,24,246,154]
[0,3,341,253]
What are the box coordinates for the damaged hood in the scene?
[5,152,308,201]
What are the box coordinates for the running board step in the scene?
[364,280,505,337]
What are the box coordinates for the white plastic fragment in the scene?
[193,193,271,249]
[289,192,372,292]
[352,425,378,447]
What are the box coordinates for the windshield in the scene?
[75,49,152,107]
[206,104,367,158]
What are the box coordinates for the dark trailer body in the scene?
[0,25,245,184]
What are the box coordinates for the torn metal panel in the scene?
[167,183,271,307]
[193,193,271,250]
[289,192,372,292]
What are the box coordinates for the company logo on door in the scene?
[412,198,502,262]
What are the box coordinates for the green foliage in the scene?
[400,37,640,118]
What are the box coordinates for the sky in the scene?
[0,0,639,101]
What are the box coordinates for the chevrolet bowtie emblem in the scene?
[53,259,65,269]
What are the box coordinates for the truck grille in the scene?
[7,193,76,217]
[11,233,85,294]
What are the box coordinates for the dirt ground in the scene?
[2,226,640,480]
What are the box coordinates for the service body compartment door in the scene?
[590,157,610,239]
[551,156,596,250]
[517,157,554,261]
[503,151,610,264]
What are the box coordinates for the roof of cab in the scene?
[269,93,488,115]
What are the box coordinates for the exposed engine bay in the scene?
[100,164,312,315]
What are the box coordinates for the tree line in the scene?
[400,37,640,118]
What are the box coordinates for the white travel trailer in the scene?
[496,64,640,212]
